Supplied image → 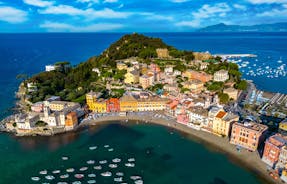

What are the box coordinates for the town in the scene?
[1,34,287,183]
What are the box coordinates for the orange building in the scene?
[106,98,120,112]
[65,112,78,129]
[183,70,212,83]
[230,122,268,151]
[262,134,287,168]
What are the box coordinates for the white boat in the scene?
[79,167,88,171]
[62,156,69,160]
[60,174,69,179]
[130,176,141,180]
[72,181,82,184]
[104,145,110,148]
[88,173,96,178]
[114,177,123,182]
[31,177,40,181]
[125,163,135,167]
[101,171,112,177]
[45,175,55,180]
[52,170,60,174]
[278,57,283,63]
[135,180,143,184]
[87,180,96,184]
[39,170,47,175]
[116,172,124,176]
[108,148,114,152]
[112,158,121,163]
[99,160,107,164]
[87,160,95,164]
[57,182,68,184]
[89,146,97,150]
[109,164,118,168]
[93,166,102,170]
[128,158,135,162]
[66,168,75,173]
[75,174,84,179]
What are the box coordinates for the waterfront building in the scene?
[120,95,138,112]
[139,74,154,89]
[186,107,209,128]
[65,112,78,130]
[214,70,229,82]
[156,48,170,58]
[183,70,213,83]
[281,169,287,183]
[31,102,44,113]
[137,97,168,111]
[230,122,268,152]
[16,113,40,130]
[117,62,128,70]
[223,88,239,100]
[124,70,139,84]
[177,113,189,125]
[182,79,204,94]
[49,101,80,112]
[87,99,107,113]
[262,134,287,168]
[277,146,287,170]
[212,111,239,137]
[106,98,120,112]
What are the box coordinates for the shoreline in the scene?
[80,114,278,184]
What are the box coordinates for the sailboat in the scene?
[278,57,283,64]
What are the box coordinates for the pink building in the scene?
[31,102,44,112]
[177,113,189,125]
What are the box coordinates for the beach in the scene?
[81,113,278,184]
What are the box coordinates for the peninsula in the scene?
[1,33,287,183]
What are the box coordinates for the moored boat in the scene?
[52,170,61,174]
[89,146,97,150]
[31,176,40,181]
[112,158,121,163]
[79,167,88,171]
[114,177,123,182]
[39,170,47,175]
[93,165,102,170]
[101,171,112,177]
[87,180,96,184]
[45,175,55,180]
[75,174,84,179]
[66,168,75,173]
[60,174,69,179]
[88,173,96,177]
[125,163,135,167]
[109,164,118,168]
[99,160,107,164]
[87,160,95,164]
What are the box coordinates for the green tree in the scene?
[218,93,229,104]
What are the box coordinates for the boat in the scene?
[89,146,97,150]
[87,180,96,184]
[108,148,114,152]
[109,164,118,168]
[45,175,55,180]
[128,158,135,162]
[130,176,141,180]
[62,156,69,160]
[116,172,124,176]
[114,177,123,182]
[52,170,61,174]
[57,182,68,184]
[135,180,143,184]
[87,160,95,164]
[66,168,75,173]
[60,174,69,179]
[278,57,283,64]
[72,181,82,184]
[104,145,110,148]
[93,166,102,170]
[88,173,96,178]
[39,170,47,175]
[101,171,112,177]
[79,167,88,171]
[99,160,107,164]
[125,163,135,167]
[112,158,121,163]
[31,177,40,181]
[75,174,84,179]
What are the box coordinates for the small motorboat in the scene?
[45,175,55,180]
[116,172,124,176]
[62,156,69,160]
[79,167,88,171]
[112,158,121,163]
[109,164,118,168]
[75,174,84,179]
[89,146,97,150]
[87,180,96,184]
[125,163,135,167]
[66,168,75,173]
[88,173,96,178]
[101,171,112,177]
[104,145,110,148]
[31,177,40,181]
[87,160,95,164]
[39,170,47,175]
[52,170,60,174]
[130,176,141,180]
[93,166,102,170]
[128,158,135,162]
[108,148,114,152]
[99,160,107,164]
[60,174,69,179]
[72,181,82,184]
[135,180,143,184]
[57,182,68,184]
[114,177,123,182]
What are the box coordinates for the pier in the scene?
[215,54,257,58]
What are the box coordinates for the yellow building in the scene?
[49,101,80,111]
[86,92,106,113]
[156,48,170,58]
[137,97,168,111]
[117,62,127,70]
[223,88,238,100]
[124,70,139,84]
[182,79,204,93]
[120,95,138,112]
[212,110,239,137]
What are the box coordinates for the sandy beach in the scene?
[80,113,280,184]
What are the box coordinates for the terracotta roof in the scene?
[216,111,227,119]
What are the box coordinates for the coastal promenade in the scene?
[80,113,279,184]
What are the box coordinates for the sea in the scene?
[0,32,286,184]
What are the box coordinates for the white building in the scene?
[214,70,229,82]
[187,107,209,128]
[45,65,56,72]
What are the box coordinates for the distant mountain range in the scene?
[197,22,287,32]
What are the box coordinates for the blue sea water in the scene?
[1,32,287,120]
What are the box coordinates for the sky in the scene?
[0,0,286,32]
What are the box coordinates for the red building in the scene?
[106,98,120,112]
[262,134,287,168]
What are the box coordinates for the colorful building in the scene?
[262,134,287,168]
[182,79,204,93]
[117,62,127,70]
[124,70,139,84]
[230,122,268,151]
[31,102,44,112]
[49,101,80,112]
[223,88,239,100]
[86,98,107,113]
[120,95,138,112]
[177,113,189,125]
[139,74,154,89]
[156,48,169,58]
[183,70,213,83]
[65,112,78,130]
[106,98,120,112]
[137,97,168,111]
[279,118,287,136]
[277,146,287,170]
[214,69,229,82]
[212,110,239,137]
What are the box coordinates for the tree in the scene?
[35,121,48,127]
[235,80,248,90]
[218,93,229,104]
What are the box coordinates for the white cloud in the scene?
[176,20,201,27]
[23,0,54,7]
[233,4,247,10]
[0,6,28,23]
[193,3,231,19]
[76,0,99,3]
[103,0,118,3]
[140,12,174,21]
[257,8,287,17]
[246,0,287,4]
[170,0,189,3]
[38,5,131,19]
[40,21,124,32]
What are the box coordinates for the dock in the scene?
[215,54,257,58]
